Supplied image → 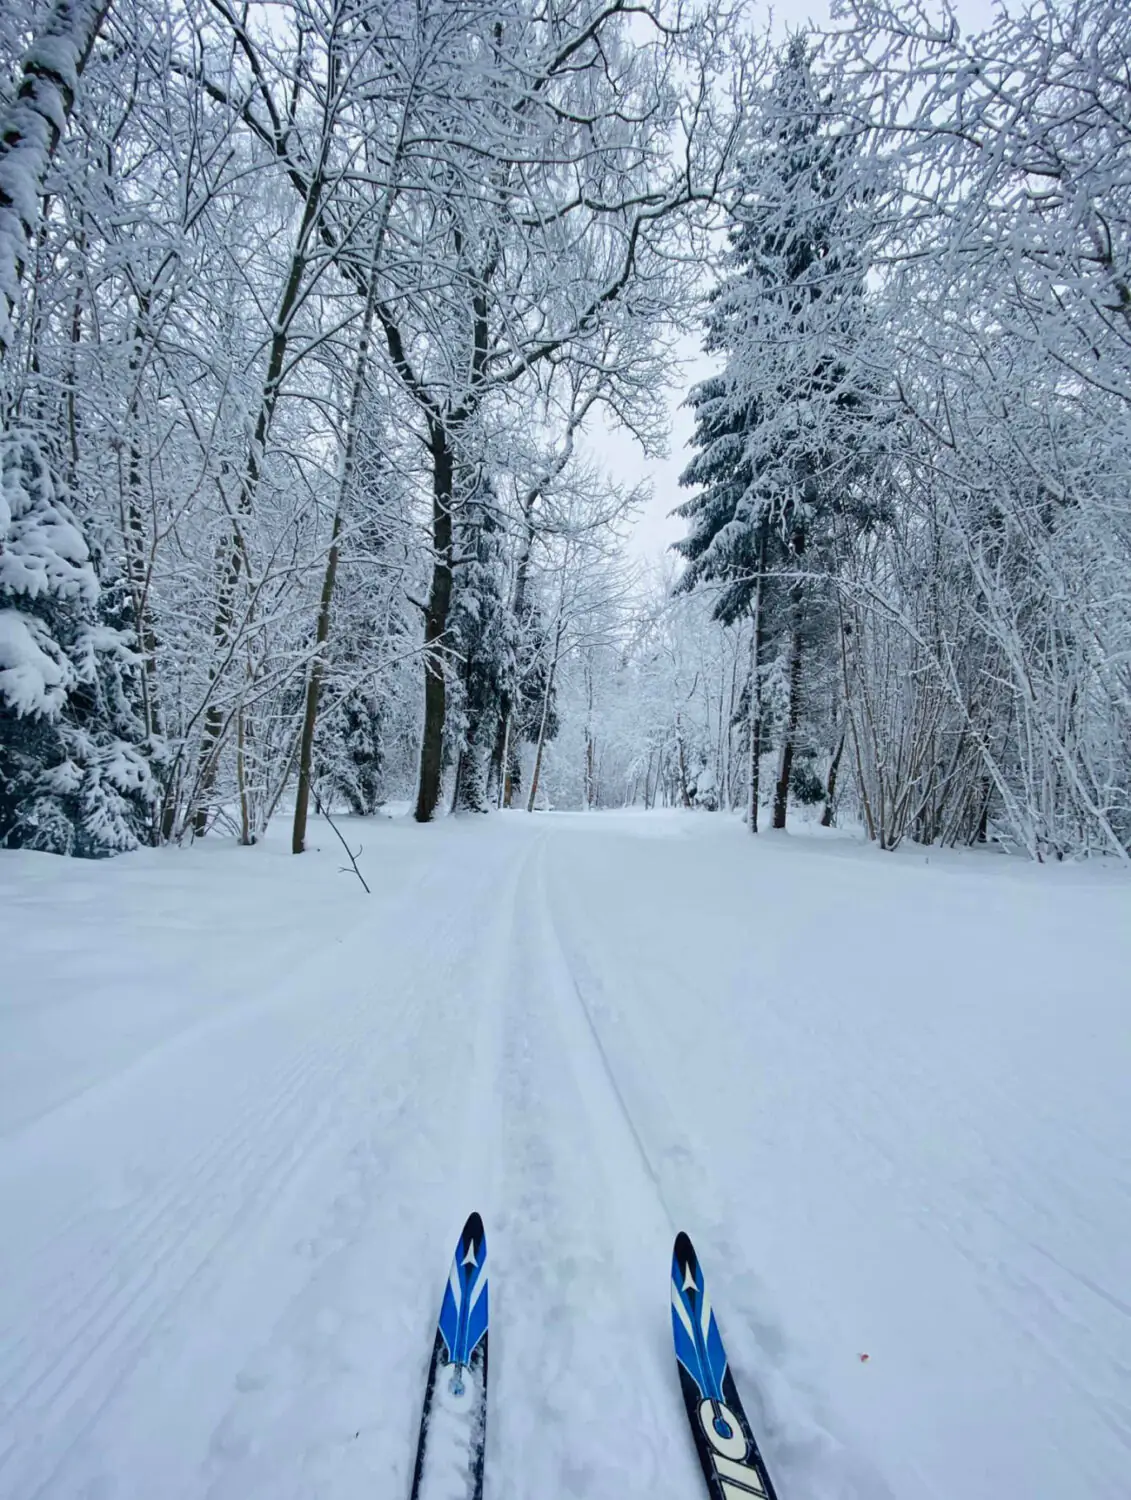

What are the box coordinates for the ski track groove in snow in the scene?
[197,831,541,1500]
[486,833,694,1498]
[2,812,1130,1499]
[2,988,398,1495]
[506,831,850,1496]
[539,834,876,1500]
[0,838,512,1499]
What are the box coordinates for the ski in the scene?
[671,1231,779,1500]
[410,1212,489,1500]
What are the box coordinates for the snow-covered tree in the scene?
[0,0,111,359]
[0,433,155,854]
[676,38,874,830]
[449,477,515,814]
[2,0,1125,864]
[823,0,1131,858]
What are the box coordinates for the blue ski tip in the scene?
[671,1231,728,1404]
[438,1214,488,1368]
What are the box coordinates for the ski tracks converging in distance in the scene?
[2,811,1130,1499]
[485,835,695,1498]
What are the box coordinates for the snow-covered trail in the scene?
[1,812,1129,1500]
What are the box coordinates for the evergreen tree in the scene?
[675,37,872,829]
[320,688,386,817]
[449,477,515,813]
[0,432,157,855]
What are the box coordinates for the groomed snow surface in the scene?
[1,811,1129,1500]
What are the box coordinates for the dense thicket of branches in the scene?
[666,5,1131,860]
[2,0,1128,862]
[1,0,740,852]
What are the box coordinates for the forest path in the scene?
[1,811,1129,1499]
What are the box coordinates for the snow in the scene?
[0,812,1128,1499]
[0,432,98,607]
[0,607,72,716]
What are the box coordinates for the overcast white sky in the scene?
[597,0,999,566]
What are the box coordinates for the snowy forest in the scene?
[2,0,1129,862]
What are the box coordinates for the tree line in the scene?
[2,0,1128,862]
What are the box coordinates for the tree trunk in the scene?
[488,709,507,807]
[191,518,244,836]
[0,0,111,361]
[975,779,991,844]
[452,696,494,813]
[820,733,845,828]
[772,596,804,831]
[675,711,692,808]
[415,426,455,821]
[122,290,160,739]
[504,757,517,809]
[747,524,768,832]
[450,746,465,813]
[526,617,563,813]
[584,657,596,810]
[293,250,383,851]
[491,486,537,806]
[727,649,741,809]
[236,704,251,845]
[292,510,343,852]
[494,711,511,808]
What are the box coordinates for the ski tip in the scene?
[673,1230,697,1272]
[459,1212,486,1255]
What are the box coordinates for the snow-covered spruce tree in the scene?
[675,38,874,831]
[449,476,515,814]
[1,2,157,856]
[0,433,155,854]
[320,690,385,816]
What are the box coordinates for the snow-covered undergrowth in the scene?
[1,812,1128,1498]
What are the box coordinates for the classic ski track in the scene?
[0,846,510,1500]
[3,1008,410,1499]
[486,836,700,1498]
[0,849,441,1148]
[198,834,539,1500]
[538,833,846,1496]
[7,816,1127,1499]
[1,1022,356,1360]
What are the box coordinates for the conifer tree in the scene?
[0,433,156,854]
[449,478,515,814]
[675,38,872,830]
[320,689,386,817]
